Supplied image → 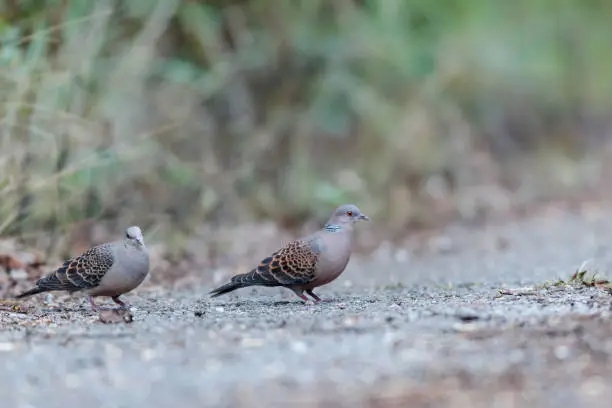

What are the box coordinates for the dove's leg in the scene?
[290,288,311,303]
[88,296,100,311]
[306,289,332,303]
[111,296,130,310]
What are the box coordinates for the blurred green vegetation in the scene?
[0,0,611,242]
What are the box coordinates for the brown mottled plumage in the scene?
[29,244,115,292]
[16,226,149,311]
[209,204,369,303]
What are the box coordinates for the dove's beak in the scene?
[359,214,370,221]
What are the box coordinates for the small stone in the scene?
[455,308,480,322]
[452,322,480,332]
[554,345,570,360]
[394,249,410,263]
[9,268,28,280]
[241,338,265,348]
[291,341,308,354]
[141,349,156,361]
[0,342,15,352]
[65,373,80,389]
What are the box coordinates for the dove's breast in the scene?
[307,231,353,288]
[88,245,150,297]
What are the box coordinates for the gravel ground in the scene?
[3,206,612,408]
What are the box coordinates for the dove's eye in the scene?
[346,211,353,217]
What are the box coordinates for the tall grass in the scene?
[0,0,611,246]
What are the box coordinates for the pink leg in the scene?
[291,289,311,304]
[306,289,332,303]
[112,296,129,309]
[89,296,100,312]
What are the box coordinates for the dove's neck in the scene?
[324,223,352,233]
[323,224,342,232]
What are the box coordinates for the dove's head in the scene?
[125,226,145,247]
[327,204,369,228]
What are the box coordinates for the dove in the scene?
[209,204,369,303]
[15,226,149,311]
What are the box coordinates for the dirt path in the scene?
[2,207,612,408]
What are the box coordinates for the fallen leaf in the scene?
[0,255,26,271]
[98,309,133,324]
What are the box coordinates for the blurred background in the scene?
[1,0,612,260]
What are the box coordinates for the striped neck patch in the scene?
[323,224,343,232]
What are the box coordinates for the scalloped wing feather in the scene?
[36,243,115,292]
[233,239,319,287]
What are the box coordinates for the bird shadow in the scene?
[271,300,302,307]
[214,299,309,308]
[218,299,339,308]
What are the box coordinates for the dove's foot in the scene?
[306,289,333,303]
[111,296,130,310]
[291,289,314,304]
[89,296,130,311]
[291,289,310,303]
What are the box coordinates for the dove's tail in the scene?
[209,281,248,297]
[209,269,281,297]
[15,286,46,299]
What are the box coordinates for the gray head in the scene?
[124,226,145,247]
[327,204,369,227]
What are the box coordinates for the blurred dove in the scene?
[16,226,149,311]
[210,204,369,303]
